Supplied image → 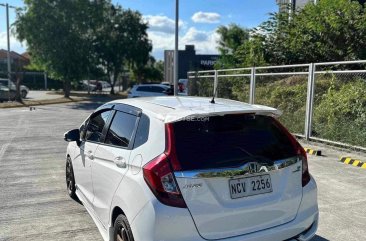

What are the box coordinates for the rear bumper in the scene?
[131,176,318,241]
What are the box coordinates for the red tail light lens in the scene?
[142,124,187,208]
[272,118,311,187]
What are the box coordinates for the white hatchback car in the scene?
[64,97,318,241]
[127,84,172,98]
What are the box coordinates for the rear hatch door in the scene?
[172,114,303,240]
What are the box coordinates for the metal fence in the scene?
[0,71,56,90]
[188,60,366,151]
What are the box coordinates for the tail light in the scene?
[143,124,187,208]
[273,118,311,187]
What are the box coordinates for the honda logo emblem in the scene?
[247,162,269,173]
[248,162,260,174]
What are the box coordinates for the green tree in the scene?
[94,4,151,94]
[216,0,366,68]
[234,35,267,67]
[15,0,96,97]
[215,24,250,68]
[289,0,366,63]
[132,56,163,83]
[255,0,366,65]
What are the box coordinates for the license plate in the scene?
[229,174,273,199]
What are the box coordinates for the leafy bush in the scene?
[228,75,366,147]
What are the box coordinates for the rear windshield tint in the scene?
[173,114,297,170]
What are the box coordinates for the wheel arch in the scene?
[111,206,125,227]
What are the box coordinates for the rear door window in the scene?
[173,114,297,170]
[105,111,138,148]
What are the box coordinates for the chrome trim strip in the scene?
[174,157,300,179]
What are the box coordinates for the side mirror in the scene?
[64,129,81,145]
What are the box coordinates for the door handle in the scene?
[114,157,127,168]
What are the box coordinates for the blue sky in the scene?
[0,0,278,59]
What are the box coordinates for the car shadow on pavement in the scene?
[311,235,329,241]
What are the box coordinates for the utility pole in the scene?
[5,3,11,90]
[0,3,18,96]
[174,0,179,96]
[44,72,47,90]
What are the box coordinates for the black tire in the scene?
[21,90,27,99]
[66,157,77,199]
[113,214,134,241]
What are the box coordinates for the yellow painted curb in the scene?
[304,148,322,156]
[340,157,366,169]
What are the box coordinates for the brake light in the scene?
[272,118,311,187]
[142,124,186,208]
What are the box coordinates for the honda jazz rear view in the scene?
[64,97,318,241]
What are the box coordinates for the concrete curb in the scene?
[340,157,366,169]
[0,97,89,109]
[304,148,322,156]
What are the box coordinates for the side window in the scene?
[137,86,151,92]
[85,110,112,143]
[105,111,137,148]
[133,114,150,149]
[151,86,165,93]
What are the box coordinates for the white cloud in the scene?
[181,28,219,55]
[144,15,185,34]
[0,32,26,54]
[147,27,219,59]
[192,11,221,24]
[148,31,175,52]
[181,27,209,42]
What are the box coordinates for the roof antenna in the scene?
[210,86,218,104]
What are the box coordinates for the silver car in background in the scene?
[0,79,29,99]
[0,84,16,101]
[127,84,173,98]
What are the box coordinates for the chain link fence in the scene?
[311,62,366,149]
[188,60,366,150]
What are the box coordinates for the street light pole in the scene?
[5,3,11,90]
[174,0,179,96]
[0,3,17,92]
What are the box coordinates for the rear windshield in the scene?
[173,114,297,170]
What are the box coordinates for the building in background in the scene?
[164,45,219,84]
[277,0,365,13]
[276,0,317,13]
[0,49,30,76]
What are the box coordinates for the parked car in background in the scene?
[81,80,97,91]
[0,84,16,101]
[160,81,170,86]
[100,81,111,89]
[128,84,173,98]
[0,79,29,98]
[64,96,318,241]
[81,80,111,92]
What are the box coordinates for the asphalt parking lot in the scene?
[0,101,365,241]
